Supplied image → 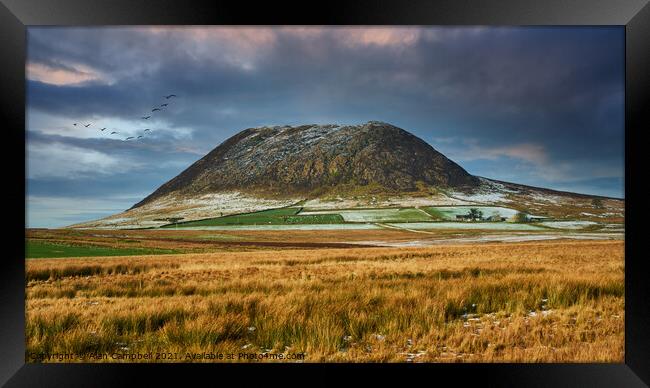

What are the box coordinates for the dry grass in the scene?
[26,228,405,253]
[25,240,624,363]
[27,227,527,252]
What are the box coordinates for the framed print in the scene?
[1,0,649,386]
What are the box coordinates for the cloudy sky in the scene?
[26,26,624,228]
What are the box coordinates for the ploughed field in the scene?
[26,240,624,362]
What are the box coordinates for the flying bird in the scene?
[160,103,169,107]
[164,94,177,99]
[141,116,151,120]
[137,135,144,139]
[84,124,91,127]
[73,123,78,126]
[125,136,134,140]
[143,129,151,132]
[100,128,106,131]
[110,131,118,134]
[152,108,161,112]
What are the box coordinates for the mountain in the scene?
[70,121,624,229]
[131,121,479,209]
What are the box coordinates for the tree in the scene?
[514,212,529,223]
[468,208,483,221]
[165,217,184,230]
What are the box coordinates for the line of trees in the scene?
[463,208,530,223]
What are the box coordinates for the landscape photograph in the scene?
[25,26,625,363]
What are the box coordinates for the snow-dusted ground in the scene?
[169,223,382,231]
[385,222,543,231]
[602,212,624,217]
[71,191,300,229]
[94,217,131,225]
[526,192,565,205]
[601,224,625,232]
[142,192,299,215]
[301,195,469,210]
[578,212,623,219]
[358,232,624,247]
[539,221,598,230]
[430,206,521,220]
[447,178,515,204]
[300,208,432,222]
[449,191,511,204]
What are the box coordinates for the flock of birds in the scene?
[72,94,178,141]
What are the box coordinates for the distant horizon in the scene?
[26,26,624,227]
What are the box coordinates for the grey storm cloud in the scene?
[25,26,625,227]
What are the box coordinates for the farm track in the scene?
[375,223,437,235]
[413,206,435,219]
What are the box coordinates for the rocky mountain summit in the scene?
[132,121,479,208]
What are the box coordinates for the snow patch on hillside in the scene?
[451,191,511,204]
[527,193,564,205]
[302,195,469,210]
[71,191,300,229]
[448,178,513,204]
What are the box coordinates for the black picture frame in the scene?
[2,0,648,386]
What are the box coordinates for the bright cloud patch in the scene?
[27,142,123,179]
[457,141,549,165]
[27,62,107,86]
[338,27,420,48]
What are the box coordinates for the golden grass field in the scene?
[25,237,624,363]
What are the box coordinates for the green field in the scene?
[165,207,345,228]
[167,206,526,228]
[421,207,445,219]
[299,208,434,223]
[26,241,178,259]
